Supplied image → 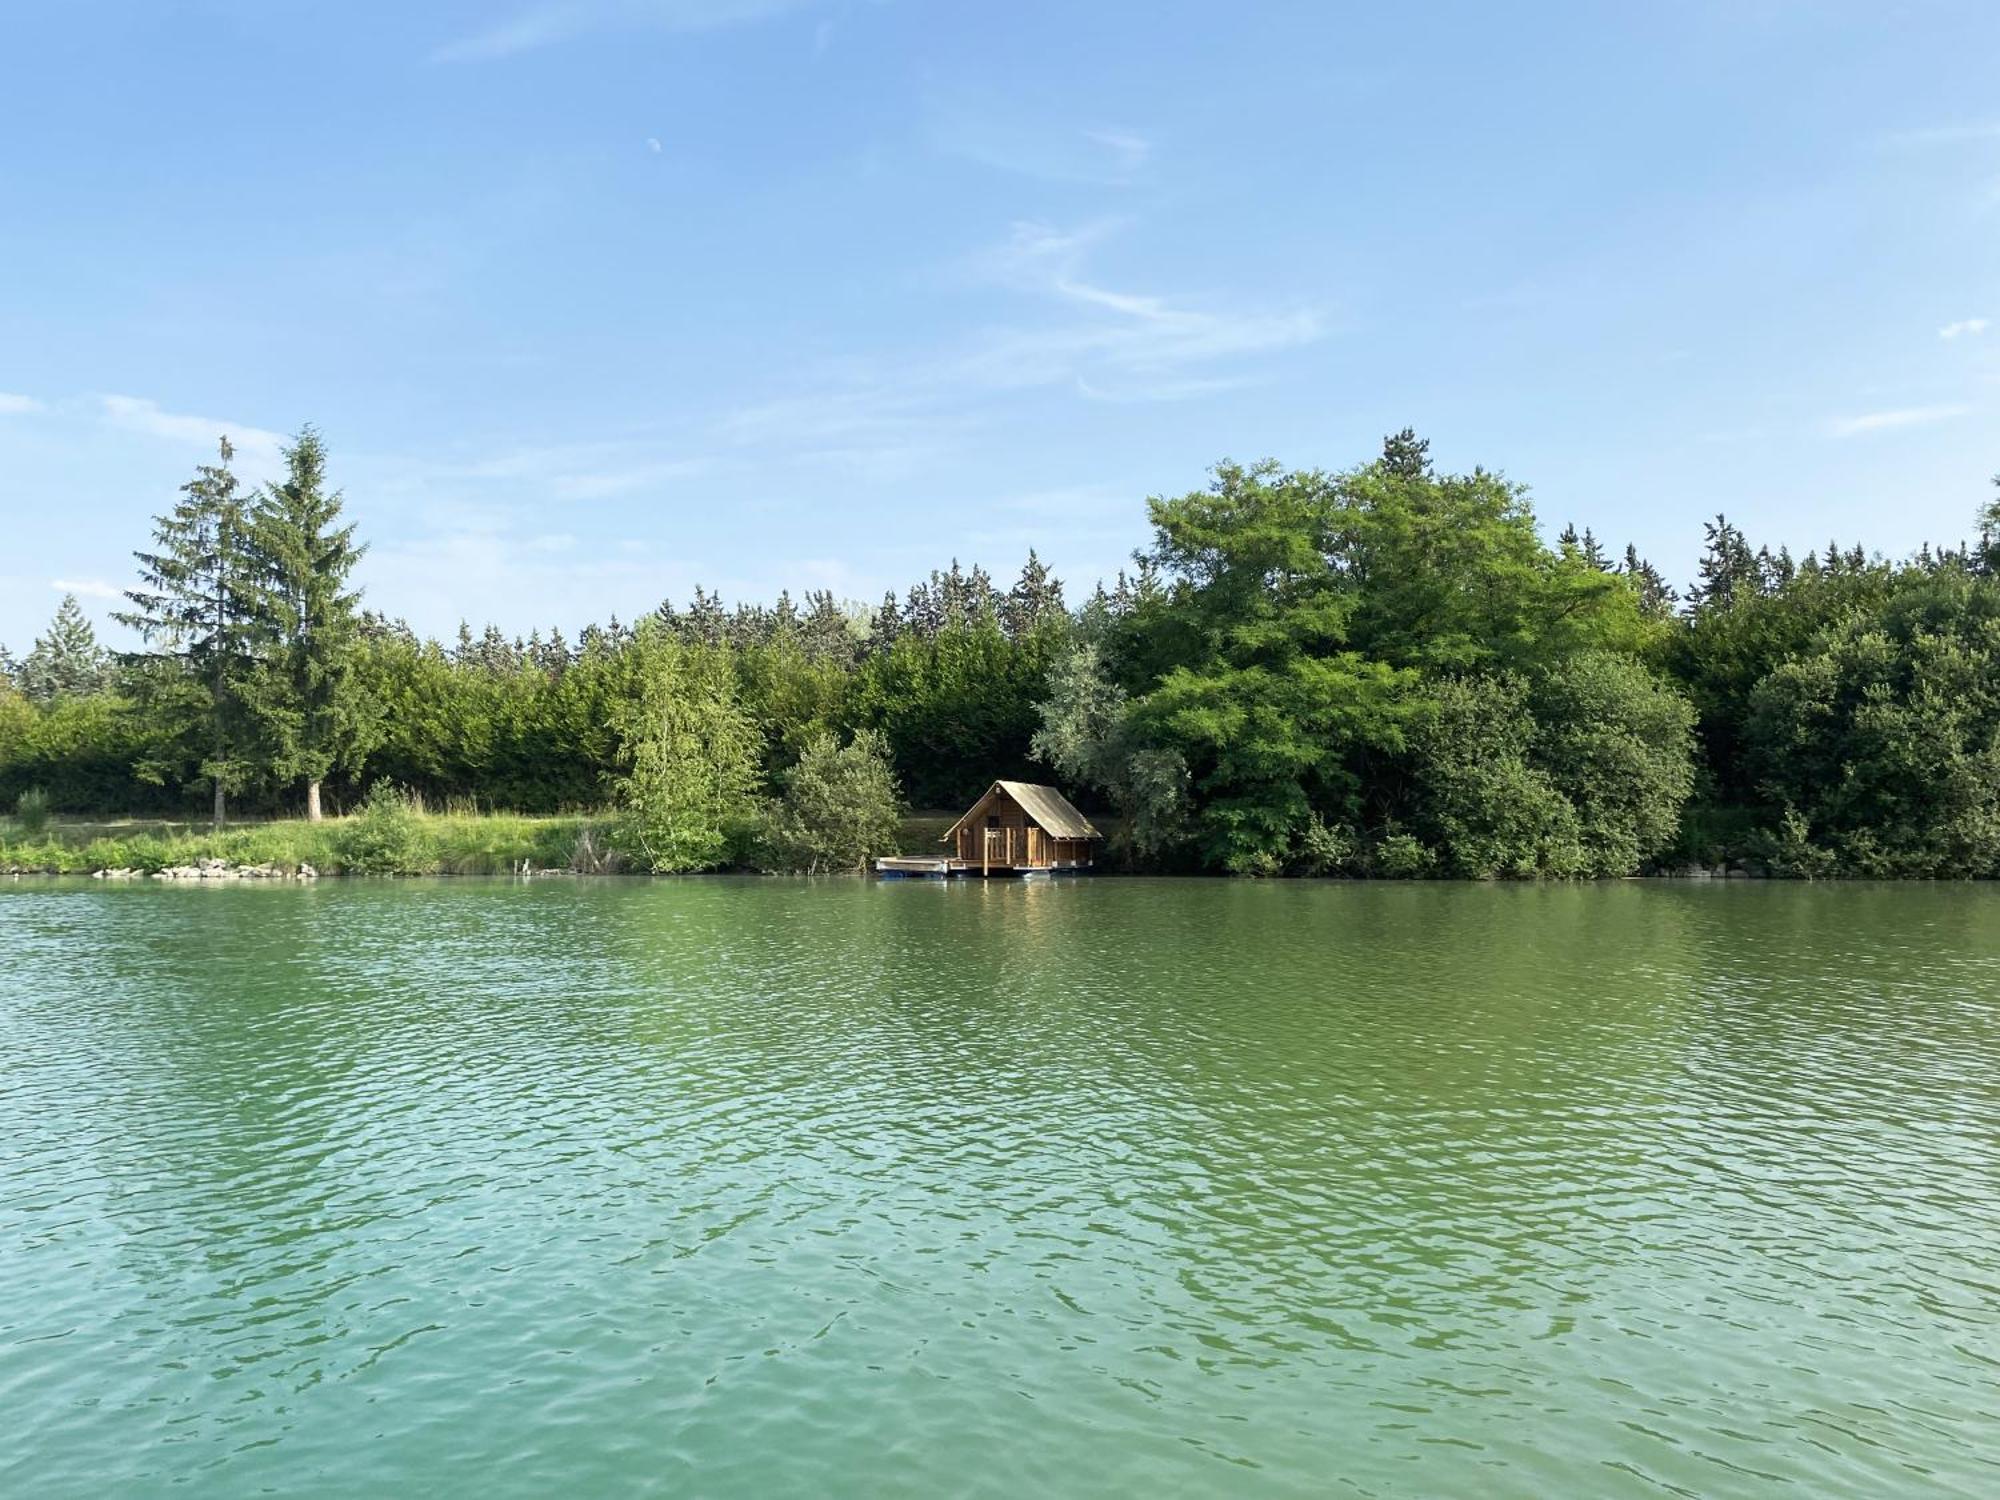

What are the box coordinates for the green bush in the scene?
[759,728,904,873]
[332,781,437,874]
[1372,831,1436,879]
[15,788,51,836]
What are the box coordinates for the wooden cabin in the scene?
[941,781,1103,874]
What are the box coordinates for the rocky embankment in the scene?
[90,858,319,882]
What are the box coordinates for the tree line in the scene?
[4,426,1998,876]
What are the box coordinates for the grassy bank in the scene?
[0,812,608,876]
[1,809,978,876]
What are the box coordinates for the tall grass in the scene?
[14,788,51,837]
[0,808,617,876]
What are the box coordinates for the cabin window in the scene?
[986,815,1000,828]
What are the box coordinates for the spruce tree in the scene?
[18,594,108,702]
[246,426,376,821]
[117,436,266,827]
[871,589,903,647]
[1380,426,1431,479]
[1003,550,1066,639]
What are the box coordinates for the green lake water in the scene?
[2,878,1998,1497]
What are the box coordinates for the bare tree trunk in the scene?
[306,780,323,823]
[213,777,226,831]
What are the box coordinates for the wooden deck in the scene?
[872,855,1087,879]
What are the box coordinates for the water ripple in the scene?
[2,879,1998,1496]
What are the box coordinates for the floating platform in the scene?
[874,855,956,879]
[872,856,1089,880]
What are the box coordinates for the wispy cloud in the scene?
[1940,318,1990,340]
[434,0,821,62]
[954,219,1324,391]
[1885,120,2000,148]
[0,392,43,415]
[1084,128,1152,175]
[1075,374,1256,404]
[419,438,709,501]
[929,101,1157,184]
[1826,404,1970,438]
[999,484,1129,519]
[551,458,709,500]
[98,395,287,471]
[50,578,122,601]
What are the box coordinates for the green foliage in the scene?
[1089,439,1671,877]
[115,437,267,822]
[15,787,51,836]
[1131,657,1409,873]
[1529,652,1697,874]
[1410,675,1586,878]
[1753,808,1841,880]
[1031,642,1189,861]
[849,619,1058,806]
[0,810,599,876]
[1372,831,1436,879]
[1291,814,1355,876]
[17,595,108,703]
[611,632,761,872]
[1741,571,2000,876]
[760,728,904,873]
[331,781,437,874]
[244,426,379,810]
[13,425,1998,884]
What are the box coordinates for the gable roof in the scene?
[943,781,1103,842]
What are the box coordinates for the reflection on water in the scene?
[2,879,1998,1497]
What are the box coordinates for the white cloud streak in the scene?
[97,395,287,473]
[1885,120,2000,147]
[1940,318,1989,340]
[435,0,821,62]
[1826,404,1971,437]
[0,392,44,415]
[929,100,1156,185]
[50,578,122,601]
[954,219,1325,391]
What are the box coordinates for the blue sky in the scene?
[2,0,1996,650]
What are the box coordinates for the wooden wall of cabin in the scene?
[949,788,1097,867]
[955,788,1033,864]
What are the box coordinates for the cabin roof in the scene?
[943,781,1103,842]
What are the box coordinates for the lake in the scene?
[2,878,1997,1497]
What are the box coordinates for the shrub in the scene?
[760,728,904,873]
[1373,831,1436,879]
[1290,814,1354,875]
[612,635,762,872]
[332,781,437,874]
[1753,806,1840,880]
[15,787,51,836]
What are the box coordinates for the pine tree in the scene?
[18,593,108,702]
[1978,473,2000,575]
[245,426,376,821]
[1003,550,1066,639]
[1687,514,1760,611]
[1380,427,1431,479]
[684,587,727,647]
[802,589,858,666]
[116,436,266,827]
[870,590,904,649]
[1620,544,1677,619]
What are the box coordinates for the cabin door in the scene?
[983,826,1006,870]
